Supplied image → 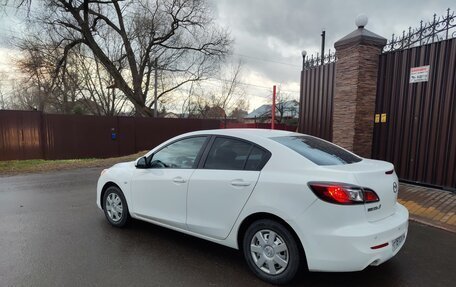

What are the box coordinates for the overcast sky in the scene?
[208,0,454,107]
[0,0,454,110]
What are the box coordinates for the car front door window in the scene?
[151,136,207,169]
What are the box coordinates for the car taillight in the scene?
[308,182,379,205]
[364,189,379,202]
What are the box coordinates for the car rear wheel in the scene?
[243,219,301,285]
[103,186,130,227]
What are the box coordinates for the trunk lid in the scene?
[322,159,398,222]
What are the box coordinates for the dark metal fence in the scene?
[384,8,456,52]
[0,110,43,161]
[373,38,456,190]
[224,122,297,131]
[298,60,335,141]
[0,111,220,161]
[302,50,337,69]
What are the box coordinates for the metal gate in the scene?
[372,38,456,190]
[298,52,336,141]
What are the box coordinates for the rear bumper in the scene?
[296,203,409,272]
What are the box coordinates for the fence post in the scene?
[332,16,386,158]
[40,111,46,160]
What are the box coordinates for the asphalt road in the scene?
[0,168,455,287]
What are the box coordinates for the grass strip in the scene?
[0,151,146,175]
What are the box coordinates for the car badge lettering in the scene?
[368,204,382,212]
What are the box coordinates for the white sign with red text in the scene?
[410,65,430,83]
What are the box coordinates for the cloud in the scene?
[0,0,454,110]
[207,0,454,107]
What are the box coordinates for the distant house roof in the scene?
[244,100,299,119]
[245,104,271,119]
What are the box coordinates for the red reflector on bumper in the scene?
[371,242,389,250]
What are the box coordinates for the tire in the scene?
[102,186,131,227]
[243,219,301,285]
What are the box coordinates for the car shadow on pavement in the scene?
[291,262,402,287]
[117,219,404,287]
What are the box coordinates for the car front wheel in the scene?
[103,186,130,227]
[243,219,301,285]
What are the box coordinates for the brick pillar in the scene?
[333,19,386,158]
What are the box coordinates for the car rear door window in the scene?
[204,137,253,170]
[245,147,269,171]
[272,135,362,165]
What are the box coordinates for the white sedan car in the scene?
[97,129,408,284]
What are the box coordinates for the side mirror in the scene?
[135,156,149,169]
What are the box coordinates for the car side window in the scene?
[204,137,252,170]
[245,146,269,171]
[151,136,207,169]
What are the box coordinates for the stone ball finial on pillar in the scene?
[355,14,368,28]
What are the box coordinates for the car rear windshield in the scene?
[272,136,362,166]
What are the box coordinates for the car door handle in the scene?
[172,177,186,184]
[231,180,251,187]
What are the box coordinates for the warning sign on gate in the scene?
[410,65,430,83]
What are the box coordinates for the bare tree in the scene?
[72,47,129,116]
[208,60,246,113]
[276,96,298,125]
[0,75,7,109]
[13,37,59,111]
[179,82,195,117]
[185,61,248,118]
[13,35,88,113]
[229,105,248,121]
[13,24,130,115]
[6,0,232,116]
[254,90,298,124]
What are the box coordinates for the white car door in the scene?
[131,136,208,229]
[187,137,270,239]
